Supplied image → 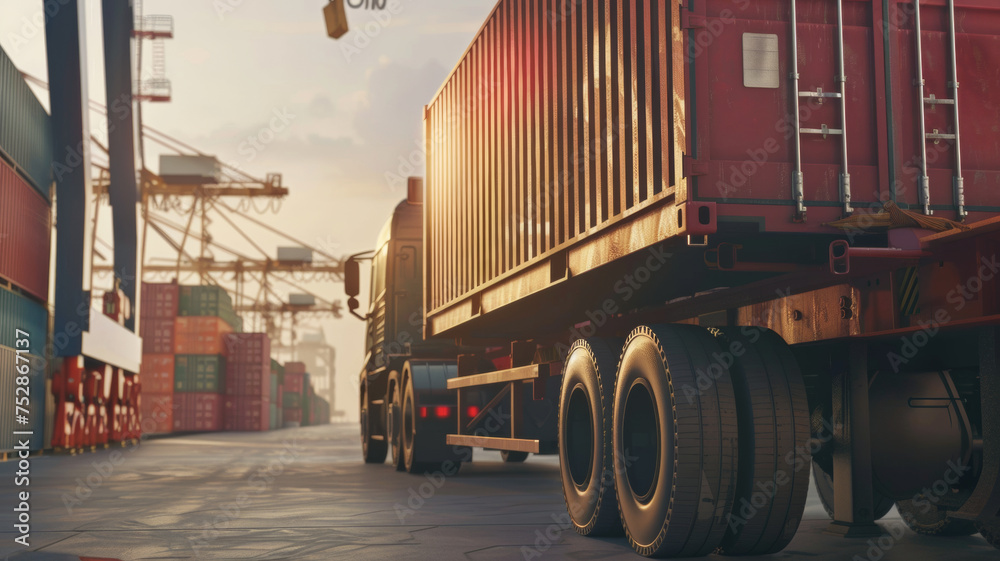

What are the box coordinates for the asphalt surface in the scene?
[0,423,997,560]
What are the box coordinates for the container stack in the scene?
[270,360,284,430]
[1,43,53,455]
[223,333,271,432]
[138,282,179,434]
[282,362,306,428]
[164,285,238,432]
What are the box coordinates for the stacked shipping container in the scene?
[223,333,271,431]
[138,283,178,434]
[282,362,306,427]
[0,44,52,455]
[270,359,283,430]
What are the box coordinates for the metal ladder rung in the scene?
[799,91,843,99]
[924,95,956,106]
[801,126,844,136]
[926,132,957,141]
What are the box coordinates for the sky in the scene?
[0,0,498,421]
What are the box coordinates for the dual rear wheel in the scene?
[558,325,811,557]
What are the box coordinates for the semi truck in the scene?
[346,0,1000,556]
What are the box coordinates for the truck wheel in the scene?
[361,383,387,464]
[614,325,739,557]
[387,371,404,471]
[812,463,895,520]
[895,500,978,536]
[977,519,1000,549]
[559,338,624,537]
[714,328,811,556]
[501,450,529,463]
[401,361,466,475]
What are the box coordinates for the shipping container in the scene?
[276,247,313,263]
[139,392,173,434]
[282,370,305,394]
[178,285,241,331]
[282,392,301,410]
[282,407,302,427]
[173,392,222,432]
[0,285,48,356]
[0,347,46,452]
[174,316,234,355]
[223,395,269,431]
[269,402,279,430]
[0,44,53,198]
[422,0,1000,338]
[140,282,179,319]
[174,354,225,393]
[288,293,316,306]
[139,354,174,394]
[139,317,174,354]
[223,333,270,396]
[0,159,50,301]
[159,154,221,184]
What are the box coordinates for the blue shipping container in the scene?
[0,44,53,199]
[0,285,48,356]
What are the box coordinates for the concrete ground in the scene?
[0,424,997,560]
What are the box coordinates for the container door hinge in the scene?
[683,155,707,178]
[681,12,706,29]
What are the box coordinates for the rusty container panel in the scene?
[0,158,51,302]
[425,0,684,322]
[0,44,53,199]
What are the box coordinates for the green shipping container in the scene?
[269,403,278,430]
[178,286,241,332]
[283,392,301,409]
[0,286,48,356]
[270,373,278,398]
[0,45,53,199]
[174,354,226,393]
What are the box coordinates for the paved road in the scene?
[0,424,996,560]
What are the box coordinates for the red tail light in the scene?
[420,406,428,418]
[434,406,450,418]
[467,406,480,418]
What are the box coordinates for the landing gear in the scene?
[500,450,529,463]
[895,500,978,536]
[613,325,739,557]
[360,381,387,464]
[558,338,623,536]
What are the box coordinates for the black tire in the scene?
[614,325,739,557]
[715,327,811,556]
[559,338,624,537]
[977,519,1000,549]
[387,371,404,471]
[896,500,978,536]
[812,462,895,520]
[361,382,387,464]
[501,450,529,463]
[401,361,468,474]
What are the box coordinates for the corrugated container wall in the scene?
[423,0,680,316]
[0,348,46,453]
[0,44,53,199]
[0,286,48,356]
[0,160,50,301]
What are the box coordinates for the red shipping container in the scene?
[174,393,222,432]
[283,372,305,395]
[283,407,303,425]
[140,318,175,354]
[140,282,179,319]
[174,317,234,355]
[140,354,175,394]
[284,361,306,376]
[223,396,270,431]
[224,333,271,397]
[140,393,174,434]
[0,158,50,302]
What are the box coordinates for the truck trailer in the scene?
[346,0,1000,556]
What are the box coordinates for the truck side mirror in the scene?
[345,259,360,298]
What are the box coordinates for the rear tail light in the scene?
[467,406,480,418]
[434,406,450,419]
[420,406,428,418]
